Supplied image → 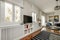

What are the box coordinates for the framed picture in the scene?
[54,15,59,22]
[49,16,54,22]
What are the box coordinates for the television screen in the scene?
[23,15,32,24]
[55,23,60,27]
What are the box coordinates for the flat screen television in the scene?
[55,23,60,27]
[23,15,32,24]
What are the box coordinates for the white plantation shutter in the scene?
[32,12,37,22]
[5,2,13,22]
[14,6,21,22]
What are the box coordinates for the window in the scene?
[5,2,22,23]
[5,2,13,22]
[14,6,21,22]
[32,12,37,22]
[41,16,46,26]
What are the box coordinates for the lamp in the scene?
[54,0,60,10]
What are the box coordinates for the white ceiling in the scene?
[28,0,60,13]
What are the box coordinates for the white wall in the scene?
[46,10,60,22]
[23,0,40,16]
[46,13,54,22]
[39,11,47,26]
[0,0,42,40]
[23,0,41,33]
[3,0,23,7]
[46,10,60,25]
[23,0,32,16]
[0,1,1,21]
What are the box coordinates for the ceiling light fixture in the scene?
[54,0,60,10]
